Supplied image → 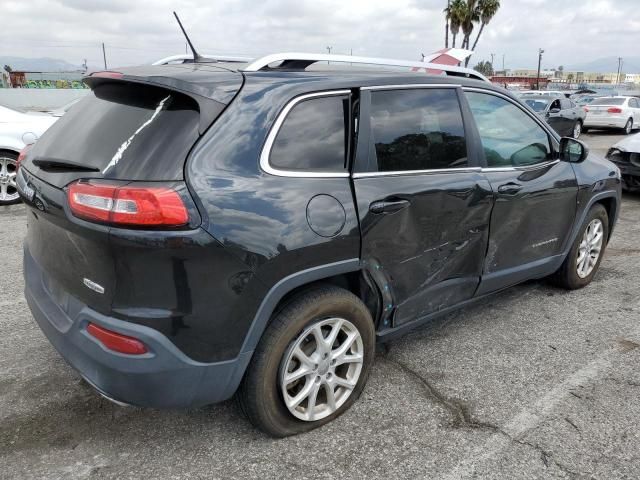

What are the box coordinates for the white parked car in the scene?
[583,96,640,135]
[0,105,58,204]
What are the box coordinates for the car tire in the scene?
[623,118,633,135]
[238,285,375,437]
[572,120,582,139]
[0,151,21,206]
[550,204,608,290]
[582,126,589,134]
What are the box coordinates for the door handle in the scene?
[369,199,410,214]
[497,182,523,195]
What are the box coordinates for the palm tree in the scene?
[470,0,501,52]
[445,0,450,48]
[444,0,466,48]
[460,0,480,51]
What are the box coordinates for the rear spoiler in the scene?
[85,65,244,134]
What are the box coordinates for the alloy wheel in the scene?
[279,317,364,422]
[576,219,604,279]
[625,119,632,135]
[0,156,19,203]
[573,122,581,139]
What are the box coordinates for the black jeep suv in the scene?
[18,54,621,437]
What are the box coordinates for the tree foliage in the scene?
[473,60,494,77]
[443,0,501,66]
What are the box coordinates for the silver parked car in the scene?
[0,105,58,205]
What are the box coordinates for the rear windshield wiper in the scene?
[32,158,100,172]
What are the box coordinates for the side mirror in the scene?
[560,137,589,163]
[549,108,561,114]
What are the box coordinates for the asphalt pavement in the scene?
[1,132,639,479]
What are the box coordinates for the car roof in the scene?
[89,63,509,104]
[239,69,512,103]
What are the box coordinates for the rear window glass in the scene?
[269,95,349,172]
[590,98,626,106]
[367,89,467,172]
[31,83,201,180]
[523,98,550,112]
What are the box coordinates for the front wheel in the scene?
[238,285,375,437]
[550,204,608,289]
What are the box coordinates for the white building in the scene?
[625,73,640,84]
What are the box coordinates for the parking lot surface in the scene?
[1,133,639,479]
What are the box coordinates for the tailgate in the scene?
[18,65,243,312]
[20,167,116,312]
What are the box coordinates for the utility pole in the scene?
[536,48,544,90]
[102,42,107,69]
[502,54,505,71]
[326,46,332,65]
[616,57,623,85]
[490,53,495,68]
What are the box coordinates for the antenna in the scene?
[173,11,211,63]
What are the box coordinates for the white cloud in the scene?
[0,0,638,70]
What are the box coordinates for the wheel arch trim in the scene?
[239,258,362,355]
[563,190,619,258]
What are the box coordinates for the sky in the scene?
[1,0,639,71]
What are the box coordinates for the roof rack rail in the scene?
[242,52,489,82]
[152,54,253,66]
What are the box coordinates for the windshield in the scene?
[591,98,626,106]
[576,96,598,105]
[522,97,551,112]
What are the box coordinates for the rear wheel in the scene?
[550,204,608,289]
[572,120,582,139]
[623,118,633,135]
[238,285,375,437]
[0,152,20,205]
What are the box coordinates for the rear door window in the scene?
[30,82,202,182]
[269,94,350,172]
[366,88,468,172]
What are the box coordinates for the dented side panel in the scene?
[482,161,578,278]
[354,172,493,327]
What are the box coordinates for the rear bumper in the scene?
[584,116,627,128]
[24,246,252,408]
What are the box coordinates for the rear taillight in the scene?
[67,180,189,227]
[17,144,33,171]
[607,107,623,114]
[87,323,148,355]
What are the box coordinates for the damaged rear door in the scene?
[352,85,493,327]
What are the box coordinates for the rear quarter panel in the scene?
[185,77,360,352]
